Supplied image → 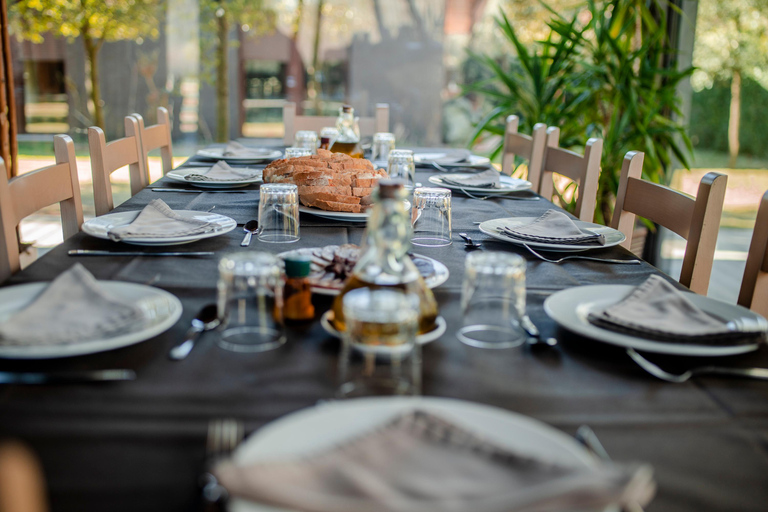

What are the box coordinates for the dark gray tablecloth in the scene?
[0,156,767,512]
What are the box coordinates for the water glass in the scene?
[411,187,452,247]
[258,183,300,243]
[294,131,318,154]
[387,149,416,189]
[371,132,396,163]
[458,251,527,349]
[216,252,286,352]
[337,288,420,398]
[320,127,339,147]
[284,147,312,159]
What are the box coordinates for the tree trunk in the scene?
[309,0,324,114]
[216,12,230,143]
[727,70,741,168]
[83,36,104,130]
[371,0,389,40]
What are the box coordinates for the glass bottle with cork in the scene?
[331,180,438,335]
[283,256,315,321]
[330,105,364,159]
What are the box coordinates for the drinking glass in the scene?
[284,147,312,159]
[411,187,452,247]
[216,252,286,352]
[458,251,527,349]
[387,149,416,189]
[337,288,420,398]
[371,132,396,163]
[258,183,299,243]
[294,131,318,154]
[320,127,339,147]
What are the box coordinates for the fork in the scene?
[523,244,641,265]
[627,348,768,383]
[458,187,540,202]
[201,418,244,507]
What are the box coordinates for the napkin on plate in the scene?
[223,141,265,157]
[440,169,501,189]
[500,210,605,246]
[214,410,654,512]
[107,199,215,241]
[0,264,143,346]
[588,275,766,344]
[184,160,259,182]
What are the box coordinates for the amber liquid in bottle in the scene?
[329,141,364,159]
[330,105,364,159]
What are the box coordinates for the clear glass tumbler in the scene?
[294,131,318,154]
[284,147,312,159]
[458,251,527,349]
[337,288,420,398]
[411,187,452,247]
[258,183,300,243]
[320,126,340,147]
[387,149,416,189]
[216,252,286,353]
[371,132,396,163]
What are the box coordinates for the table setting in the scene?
[0,135,767,512]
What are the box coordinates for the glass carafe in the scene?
[332,180,439,334]
[330,104,364,159]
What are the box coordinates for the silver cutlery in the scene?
[201,418,244,505]
[168,304,220,361]
[458,233,482,249]
[523,244,641,265]
[69,250,214,257]
[459,187,540,201]
[520,315,558,347]
[627,348,768,383]
[240,219,259,247]
[0,369,136,384]
[150,188,248,193]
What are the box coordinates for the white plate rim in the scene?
[479,217,626,253]
[428,174,532,193]
[320,311,446,345]
[166,168,263,188]
[298,206,369,222]
[0,281,182,359]
[229,396,595,512]
[544,284,766,356]
[82,210,238,246]
[196,148,283,163]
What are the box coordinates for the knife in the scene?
[0,369,136,384]
[68,250,214,257]
[150,188,250,193]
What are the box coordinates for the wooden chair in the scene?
[538,128,603,222]
[611,150,727,295]
[282,102,389,145]
[131,106,173,176]
[0,135,84,283]
[738,190,768,317]
[500,115,547,191]
[88,116,148,217]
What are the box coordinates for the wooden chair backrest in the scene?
[88,117,147,217]
[132,106,173,175]
[611,150,727,295]
[738,190,768,317]
[500,115,547,192]
[282,103,389,145]
[0,135,83,282]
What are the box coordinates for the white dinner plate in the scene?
[0,281,182,359]
[196,148,283,164]
[428,173,532,193]
[319,311,447,345]
[544,284,767,356]
[298,206,369,222]
[229,396,596,512]
[276,248,449,296]
[479,217,626,252]
[82,210,237,246]
[166,167,263,189]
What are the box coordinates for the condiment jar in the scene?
[283,256,315,321]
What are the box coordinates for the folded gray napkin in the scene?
[215,410,654,512]
[441,170,501,188]
[0,264,143,346]
[107,199,215,241]
[414,149,471,165]
[588,275,766,345]
[184,160,259,182]
[500,210,605,246]
[223,141,266,157]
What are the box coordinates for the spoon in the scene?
[458,233,482,249]
[520,315,558,348]
[168,304,220,360]
[240,220,259,247]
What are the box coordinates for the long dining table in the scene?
[1,147,767,512]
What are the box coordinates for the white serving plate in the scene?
[196,148,283,163]
[298,206,369,222]
[82,210,237,246]
[166,167,263,189]
[429,173,532,193]
[544,284,767,356]
[479,217,626,252]
[0,281,182,359]
[320,311,447,345]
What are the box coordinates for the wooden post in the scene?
[0,0,18,178]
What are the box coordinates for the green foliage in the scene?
[467,0,693,224]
